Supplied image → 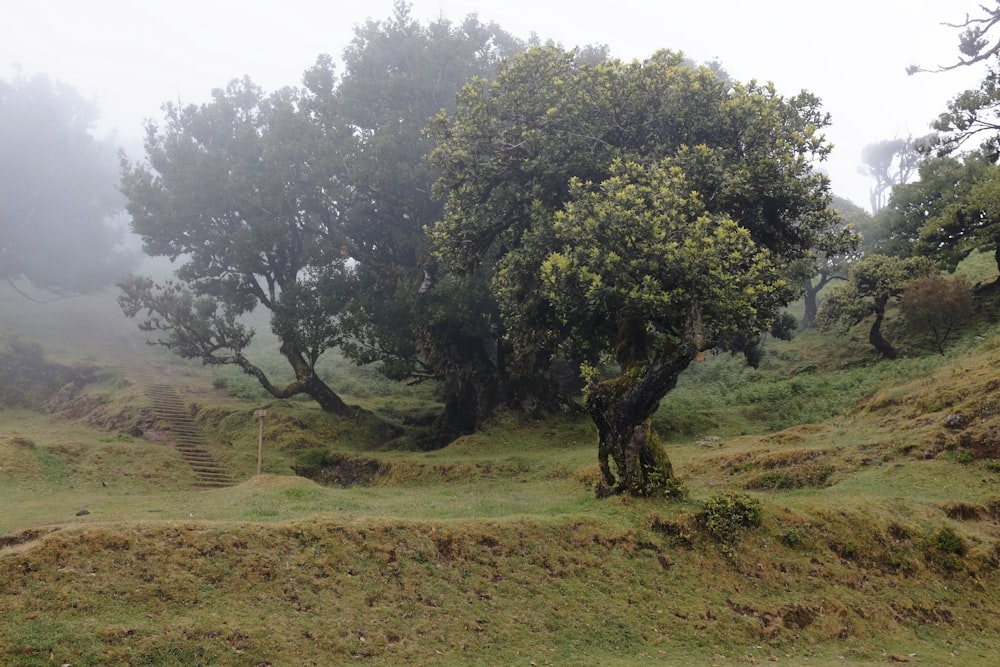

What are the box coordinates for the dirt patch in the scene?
[294,451,390,488]
[957,423,1000,459]
[0,527,59,553]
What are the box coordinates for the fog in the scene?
[2,1,988,207]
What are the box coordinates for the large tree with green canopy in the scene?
[318,1,525,437]
[428,47,848,495]
[118,77,357,414]
[119,2,527,430]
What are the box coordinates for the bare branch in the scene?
[909,5,1000,74]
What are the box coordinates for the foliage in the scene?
[870,153,991,262]
[930,525,968,556]
[917,158,1000,273]
[913,4,1000,155]
[900,273,975,354]
[0,73,134,297]
[538,159,788,367]
[326,2,524,434]
[118,77,356,414]
[429,46,847,495]
[818,254,934,358]
[697,491,763,558]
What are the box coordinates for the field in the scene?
[2,280,1000,666]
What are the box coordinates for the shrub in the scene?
[930,526,967,556]
[926,525,968,571]
[697,492,763,558]
[900,274,974,354]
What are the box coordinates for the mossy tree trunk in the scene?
[229,338,351,416]
[585,332,696,497]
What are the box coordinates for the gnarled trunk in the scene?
[868,303,897,359]
[437,377,480,437]
[586,338,696,497]
[232,339,351,415]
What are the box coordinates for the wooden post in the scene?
[253,409,267,476]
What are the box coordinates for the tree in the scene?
[870,153,991,261]
[119,3,528,429]
[429,48,845,495]
[119,78,355,415]
[0,73,133,297]
[917,158,1000,273]
[544,160,788,495]
[927,74,1000,157]
[818,254,933,359]
[318,2,525,436]
[900,273,974,354]
[908,3,1000,74]
[859,137,925,214]
[799,196,869,330]
[911,3,1000,156]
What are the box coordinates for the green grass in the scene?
[4,286,1000,665]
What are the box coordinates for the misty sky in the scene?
[1,0,988,209]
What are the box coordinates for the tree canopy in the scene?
[119,77,355,414]
[917,157,1000,272]
[324,1,525,436]
[868,154,989,260]
[118,2,525,429]
[913,3,1000,156]
[0,73,133,297]
[429,47,845,494]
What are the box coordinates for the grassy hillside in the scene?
[3,285,1000,665]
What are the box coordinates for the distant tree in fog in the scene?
[0,73,133,298]
[858,137,924,214]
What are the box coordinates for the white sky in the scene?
[1,0,989,210]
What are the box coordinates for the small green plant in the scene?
[837,539,860,560]
[926,525,968,572]
[931,526,967,556]
[780,528,803,548]
[292,448,333,480]
[697,492,763,558]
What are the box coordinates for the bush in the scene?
[926,525,968,571]
[697,492,763,558]
[900,274,974,354]
[930,525,967,556]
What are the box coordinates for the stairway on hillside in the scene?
[142,381,237,489]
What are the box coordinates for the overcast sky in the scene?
[1,0,989,210]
